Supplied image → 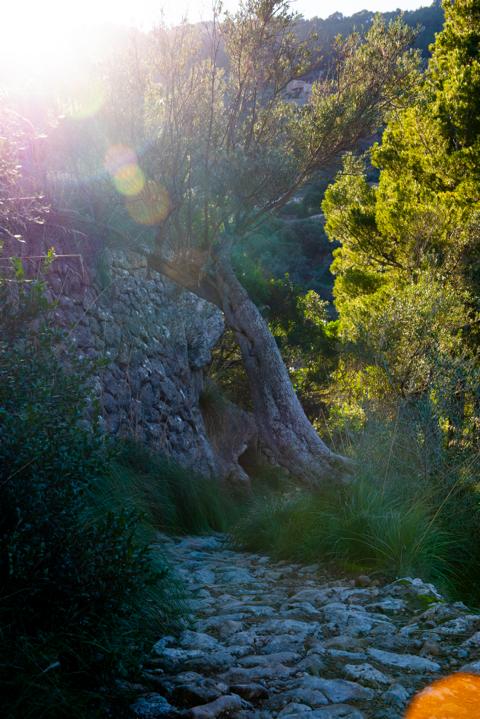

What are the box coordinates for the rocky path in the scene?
[131,535,480,718]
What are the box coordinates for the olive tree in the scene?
[144,0,418,485]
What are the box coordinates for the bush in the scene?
[0,278,183,718]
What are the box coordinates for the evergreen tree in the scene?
[323,0,479,434]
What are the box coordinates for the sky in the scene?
[0,0,430,87]
[4,0,429,31]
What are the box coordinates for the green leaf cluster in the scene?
[323,0,480,435]
[0,274,180,717]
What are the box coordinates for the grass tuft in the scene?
[104,440,239,536]
[233,479,454,588]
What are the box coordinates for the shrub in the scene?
[0,277,183,718]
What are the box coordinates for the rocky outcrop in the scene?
[132,535,480,718]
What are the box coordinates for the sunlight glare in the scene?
[126,181,171,225]
[406,673,480,719]
[105,145,146,197]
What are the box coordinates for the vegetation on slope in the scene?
[1,1,480,714]
[235,0,480,604]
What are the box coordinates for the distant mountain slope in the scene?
[297,1,444,70]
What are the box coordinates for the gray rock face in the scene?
[134,535,480,718]
[45,246,237,477]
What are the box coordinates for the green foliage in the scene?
[0,277,182,718]
[234,481,452,584]
[111,440,238,535]
[323,0,480,438]
[316,2,480,604]
[235,406,480,600]
[429,0,480,151]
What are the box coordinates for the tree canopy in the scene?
[323,0,479,431]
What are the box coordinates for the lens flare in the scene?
[126,180,170,225]
[104,145,136,175]
[113,163,145,197]
[68,77,106,119]
[105,145,145,197]
[406,673,480,719]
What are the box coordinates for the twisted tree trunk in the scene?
[148,249,351,486]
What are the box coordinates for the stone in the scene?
[436,615,480,638]
[238,651,301,667]
[300,677,374,703]
[323,636,363,651]
[322,603,393,637]
[229,683,269,701]
[130,693,174,718]
[296,653,327,674]
[307,706,365,718]
[355,575,371,588]
[366,598,407,614]
[327,650,367,662]
[300,564,321,574]
[289,589,335,604]
[279,688,329,708]
[224,629,258,647]
[343,663,392,686]
[263,634,307,654]
[168,673,228,706]
[367,648,441,673]
[153,636,175,654]
[387,577,443,602]
[420,640,442,656]
[202,393,257,485]
[261,619,317,636]
[192,570,216,586]
[461,630,480,649]
[155,647,203,670]
[382,683,410,709]
[184,650,235,673]
[278,703,313,716]
[221,568,255,584]
[46,243,260,481]
[134,534,480,719]
[178,630,221,651]
[283,601,321,617]
[221,663,295,684]
[217,620,244,639]
[459,660,480,674]
[188,694,245,718]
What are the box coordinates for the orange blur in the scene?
[406,673,480,719]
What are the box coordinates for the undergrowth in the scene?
[106,440,240,535]
[234,413,480,604]
[233,482,453,586]
[0,275,184,719]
